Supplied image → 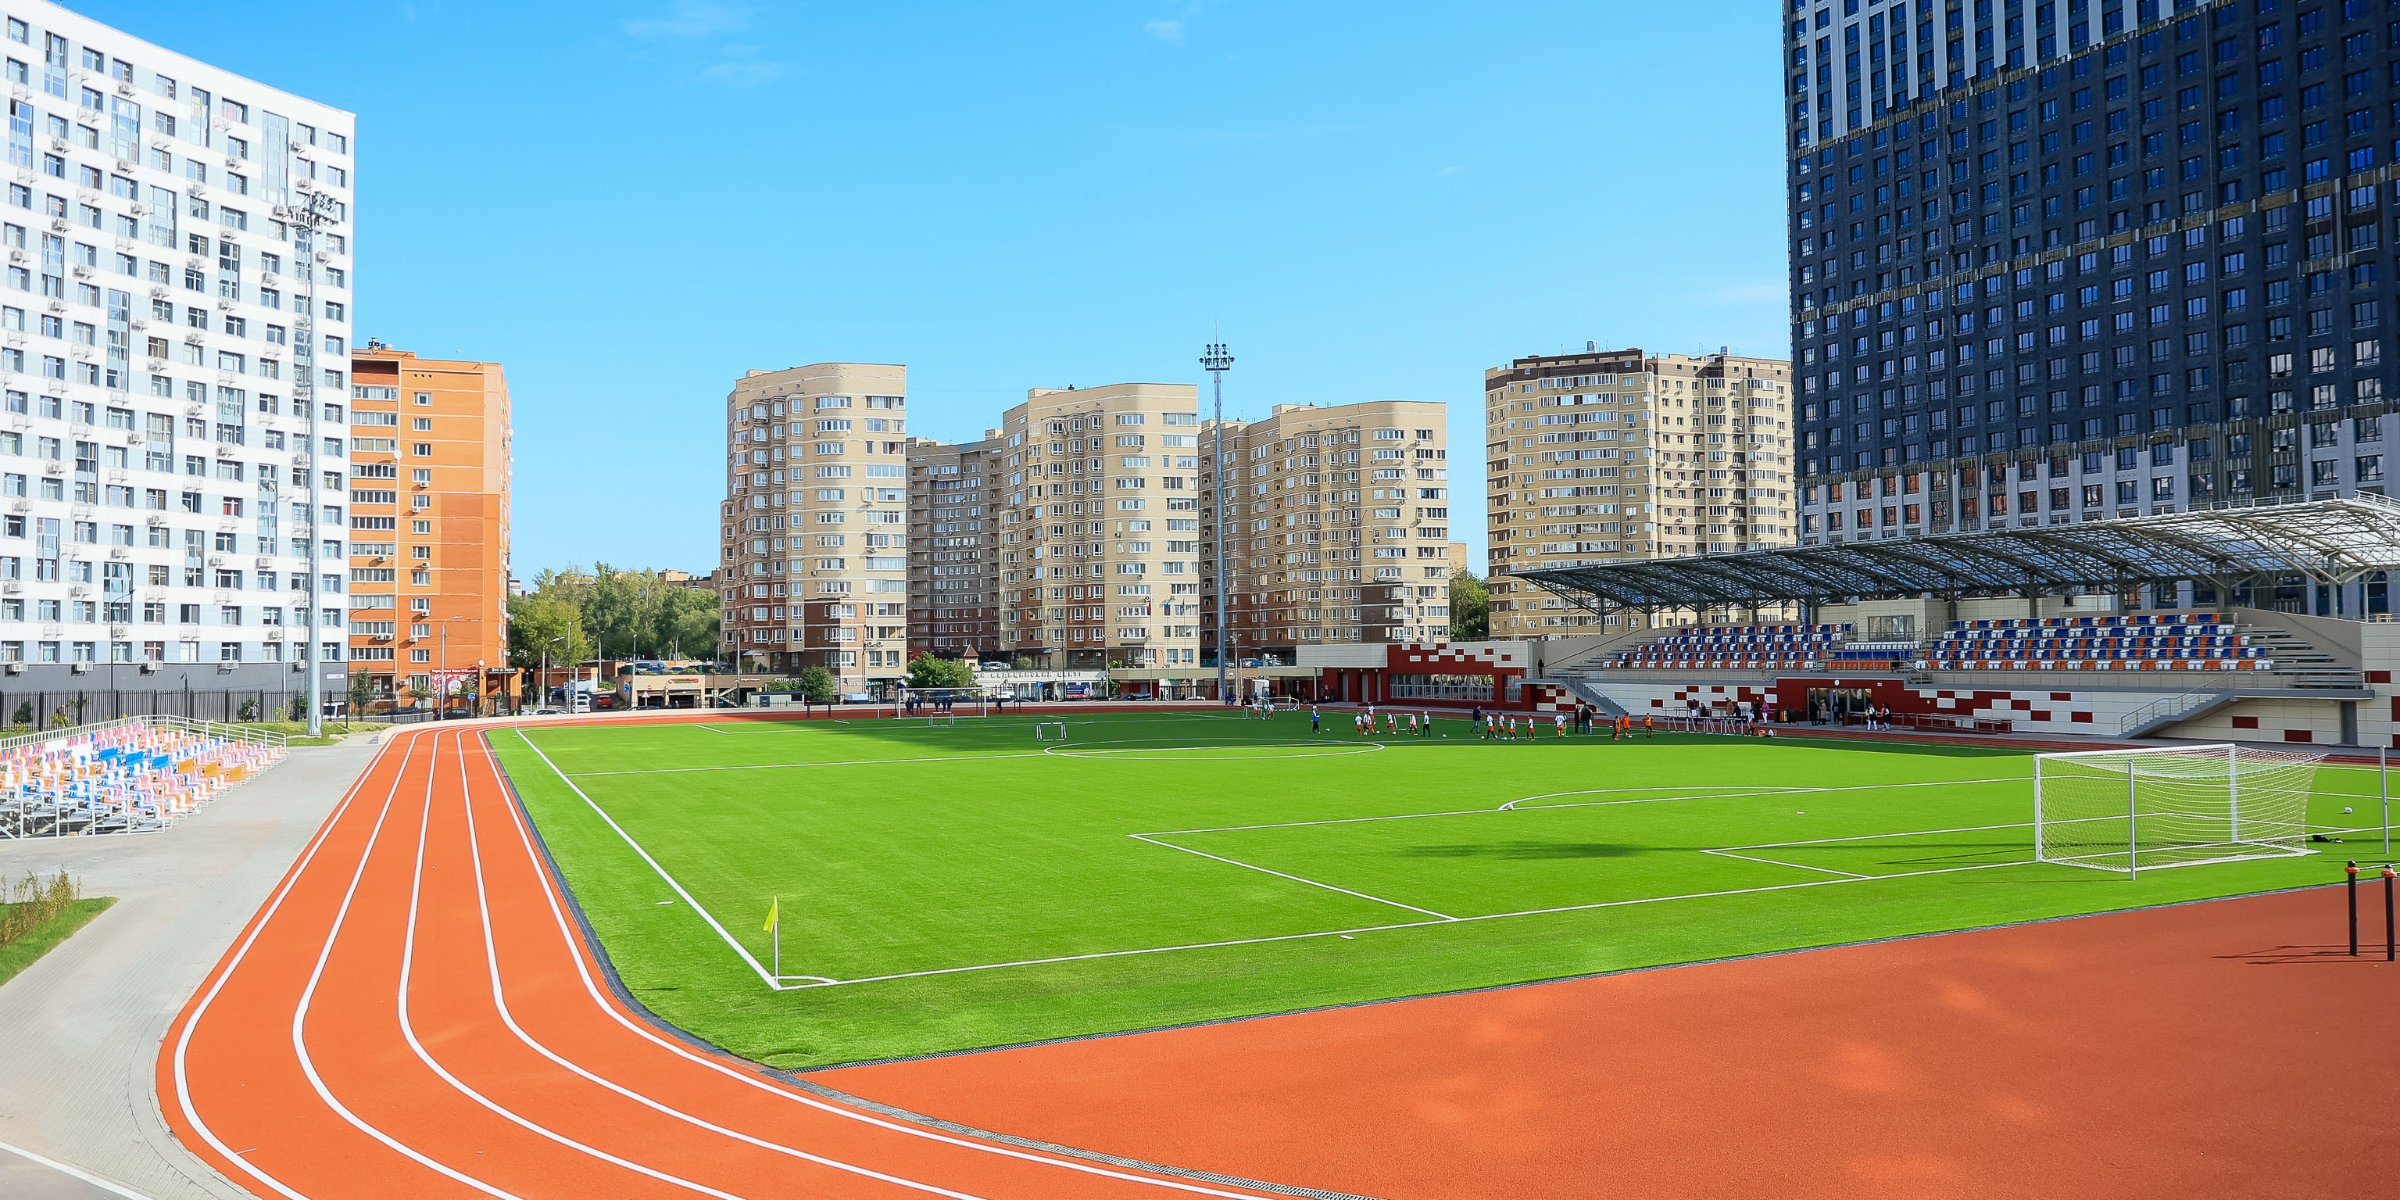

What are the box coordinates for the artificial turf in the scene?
[487,711,2385,1069]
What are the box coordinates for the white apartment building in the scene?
[0,1,356,698]
[718,363,911,688]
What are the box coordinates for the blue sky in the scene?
[78,0,1793,576]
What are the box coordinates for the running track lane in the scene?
[158,726,1304,1200]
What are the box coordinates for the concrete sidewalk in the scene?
[0,735,381,1200]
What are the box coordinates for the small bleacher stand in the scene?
[0,717,286,838]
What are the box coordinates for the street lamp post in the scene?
[1200,340,1234,704]
[276,187,341,740]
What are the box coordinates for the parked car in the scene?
[840,692,874,704]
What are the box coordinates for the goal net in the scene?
[927,714,956,728]
[2033,743,2321,875]
[900,688,988,718]
[1034,721,1068,742]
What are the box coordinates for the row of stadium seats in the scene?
[1593,610,2278,675]
[1950,611,2223,631]
[0,720,283,838]
[1925,655,2277,672]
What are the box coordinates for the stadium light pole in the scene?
[277,186,340,740]
[1201,341,1234,705]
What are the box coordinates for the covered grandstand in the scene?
[1516,496,2400,618]
[1514,497,2400,746]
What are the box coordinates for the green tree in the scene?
[506,594,592,671]
[1449,569,1490,641]
[512,565,719,663]
[794,665,838,705]
[347,672,376,718]
[904,653,975,691]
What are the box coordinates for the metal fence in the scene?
[0,687,323,729]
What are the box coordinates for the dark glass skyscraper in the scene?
[1788,0,2400,565]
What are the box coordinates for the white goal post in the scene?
[2033,743,2321,877]
[1034,721,1068,742]
[926,714,957,729]
[897,687,990,719]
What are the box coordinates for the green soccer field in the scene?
[487,711,2391,1069]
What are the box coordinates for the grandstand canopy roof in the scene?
[1516,496,2400,612]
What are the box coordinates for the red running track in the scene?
[157,726,1307,1200]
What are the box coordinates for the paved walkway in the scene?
[0,736,379,1200]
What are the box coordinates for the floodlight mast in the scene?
[279,187,341,739]
[1201,341,1234,704]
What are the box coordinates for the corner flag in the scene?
[765,896,781,980]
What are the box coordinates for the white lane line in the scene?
[512,729,781,990]
[479,735,1288,1199]
[285,733,525,1199]
[0,1138,156,1200]
[1698,849,1869,879]
[449,739,992,1200]
[394,734,753,1199]
[784,859,2036,990]
[566,751,1050,777]
[170,735,429,1200]
[1128,833,1455,920]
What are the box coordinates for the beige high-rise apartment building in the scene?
[906,432,1003,662]
[717,363,911,687]
[1484,347,1794,639]
[1200,401,1453,662]
[997,384,1204,670]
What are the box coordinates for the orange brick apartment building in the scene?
[347,345,512,712]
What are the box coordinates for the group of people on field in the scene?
[1306,704,1441,737]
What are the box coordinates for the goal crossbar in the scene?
[2033,743,2321,878]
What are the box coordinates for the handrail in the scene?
[0,713,285,756]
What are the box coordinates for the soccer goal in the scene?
[2033,743,2322,877]
[927,714,957,729]
[1034,721,1068,742]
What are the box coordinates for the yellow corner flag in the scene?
[763,897,780,934]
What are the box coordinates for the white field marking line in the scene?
[480,737,1291,1200]
[1719,818,2040,852]
[1045,742,1387,762]
[566,750,1051,777]
[512,729,781,990]
[395,735,751,1200]
[0,1138,156,1200]
[1140,775,2026,839]
[1699,849,1869,879]
[169,736,436,1200]
[781,858,2037,991]
[1499,785,1805,812]
[286,733,523,1199]
[450,740,991,1200]
[1127,833,1456,920]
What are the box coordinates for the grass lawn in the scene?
[0,896,115,987]
[489,712,2383,1069]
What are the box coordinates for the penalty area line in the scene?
[786,857,2035,991]
[1129,833,1456,920]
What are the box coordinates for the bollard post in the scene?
[2385,865,2398,963]
[2349,861,2362,957]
